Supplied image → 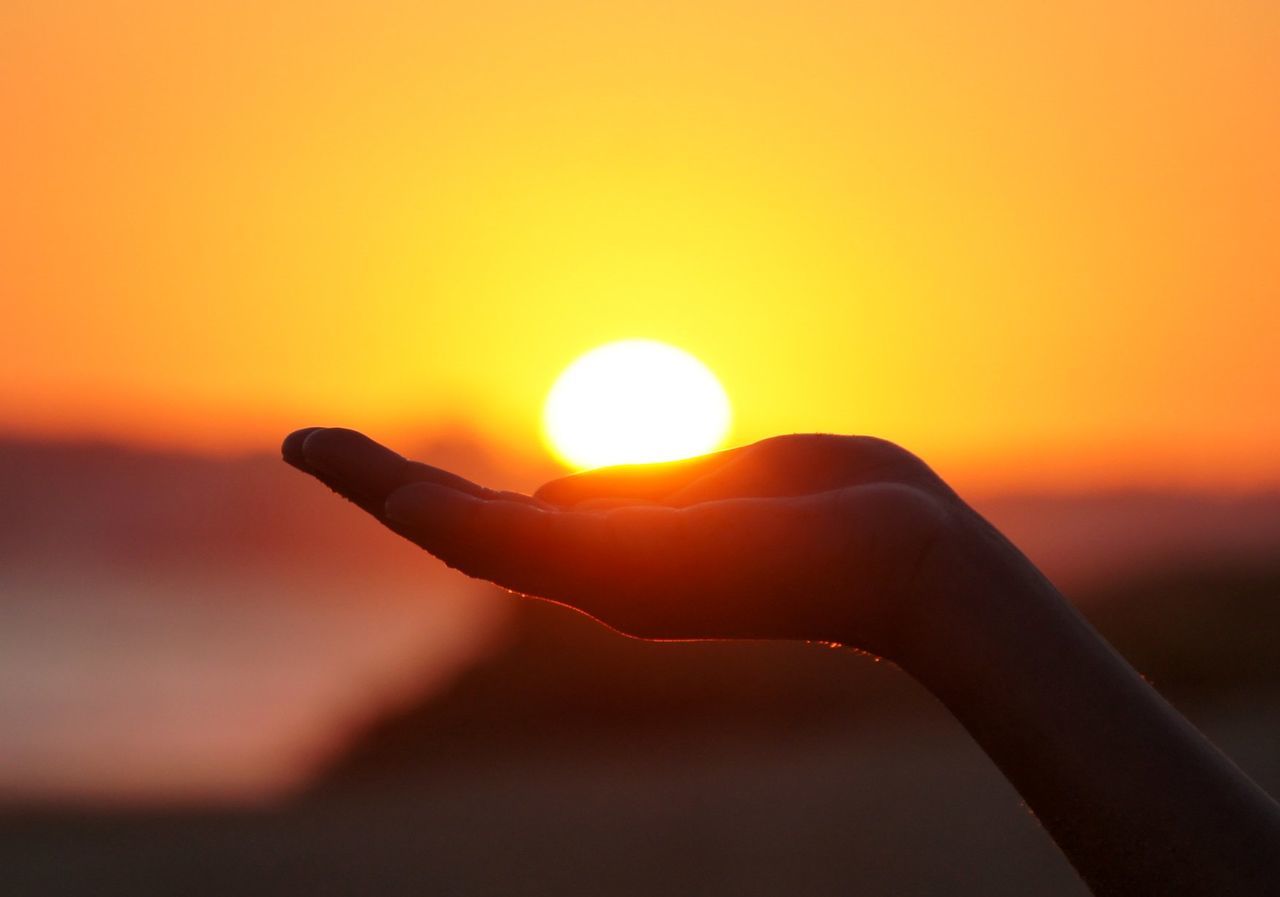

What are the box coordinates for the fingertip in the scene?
[532,466,649,506]
[532,476,579,507]
[534,449,744,507]
[299,426,366,467]
[282,427,326,470]
[299,427,411,493]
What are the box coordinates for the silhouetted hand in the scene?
[283,427,1011,665]
[284,426,1280,897]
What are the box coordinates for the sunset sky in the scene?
[3,1,1277,490]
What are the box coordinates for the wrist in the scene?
[888,511,1070,690]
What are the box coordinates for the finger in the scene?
[666,450,793,505]
[665,434,932,505]
[282,426,325,470]
[573,496,663,511]
[283,426,385,511]
[533,445,747,508]
[283,427,535,518]
[384,482,635,607]
[385,482,842,639]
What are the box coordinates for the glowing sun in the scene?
[543,340,732,470]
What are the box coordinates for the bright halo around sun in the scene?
[543,340,732,470]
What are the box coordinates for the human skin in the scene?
[283,427,1280,896]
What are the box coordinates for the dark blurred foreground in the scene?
[6,564,1280,896]
[2,438,1278,895]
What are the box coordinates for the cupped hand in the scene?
[283,428,1010,664]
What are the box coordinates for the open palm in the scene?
[284,428,975,661]
[284,426,1280,897]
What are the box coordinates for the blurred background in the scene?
[2,2,1278,894]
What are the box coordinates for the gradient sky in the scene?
[3,1,1277,489]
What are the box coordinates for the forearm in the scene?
[902,548,1280,895]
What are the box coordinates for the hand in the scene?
[283,427,1028,666]
[285,426,1280,895]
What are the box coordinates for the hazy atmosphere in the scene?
[2,2,1277,895]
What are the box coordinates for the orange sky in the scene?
[2,1,1278,490]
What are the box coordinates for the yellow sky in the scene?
[2,1,1277,489]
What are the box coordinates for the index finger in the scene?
[282,427,537,518]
